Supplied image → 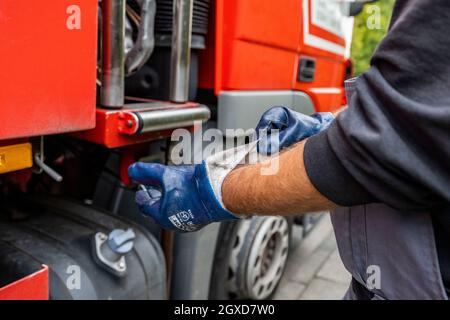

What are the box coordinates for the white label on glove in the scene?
[169,210,198,232]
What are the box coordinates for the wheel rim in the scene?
[227,217,290,300]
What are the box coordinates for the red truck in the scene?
[0,0,362,300]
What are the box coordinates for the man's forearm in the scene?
[222,140,338,216]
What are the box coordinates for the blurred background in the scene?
[351,0,395,75]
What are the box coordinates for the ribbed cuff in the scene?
[196,163,239,221]
[304,130,375,207]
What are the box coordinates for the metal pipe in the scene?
[101,0,126,108]
[170,0,194,103]
[125,0,157,75]
[34,154,63,182]
[134,105,211,133]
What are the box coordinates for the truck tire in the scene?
[209,216,292,300]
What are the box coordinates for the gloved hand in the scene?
[256,107,334,155]
[128,162,239,232]
[128,143,255,232]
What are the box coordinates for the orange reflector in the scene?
[0,143,32,174]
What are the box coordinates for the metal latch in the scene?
[92,228,136,277]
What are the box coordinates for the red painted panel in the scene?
[222,40,298,90]
[0,1,98,140]
[231,0,302,52]
[210,0,301,92]
[74,101,199,149]
[295,55,346,112]
[0,265,49,300]
[305,88,344,113]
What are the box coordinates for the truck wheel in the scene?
[209,216,291,300]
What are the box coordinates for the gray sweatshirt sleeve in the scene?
[304,0,450,211]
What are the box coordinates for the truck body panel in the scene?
[0,0,98,140]
[199,0,349,112]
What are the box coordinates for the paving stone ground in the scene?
[272,214,351,300]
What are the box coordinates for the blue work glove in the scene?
[128,161,239,232]
[256,107,334,155]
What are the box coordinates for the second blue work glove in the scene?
[256,107,334,155]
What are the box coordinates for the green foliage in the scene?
[351,0,396,76]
